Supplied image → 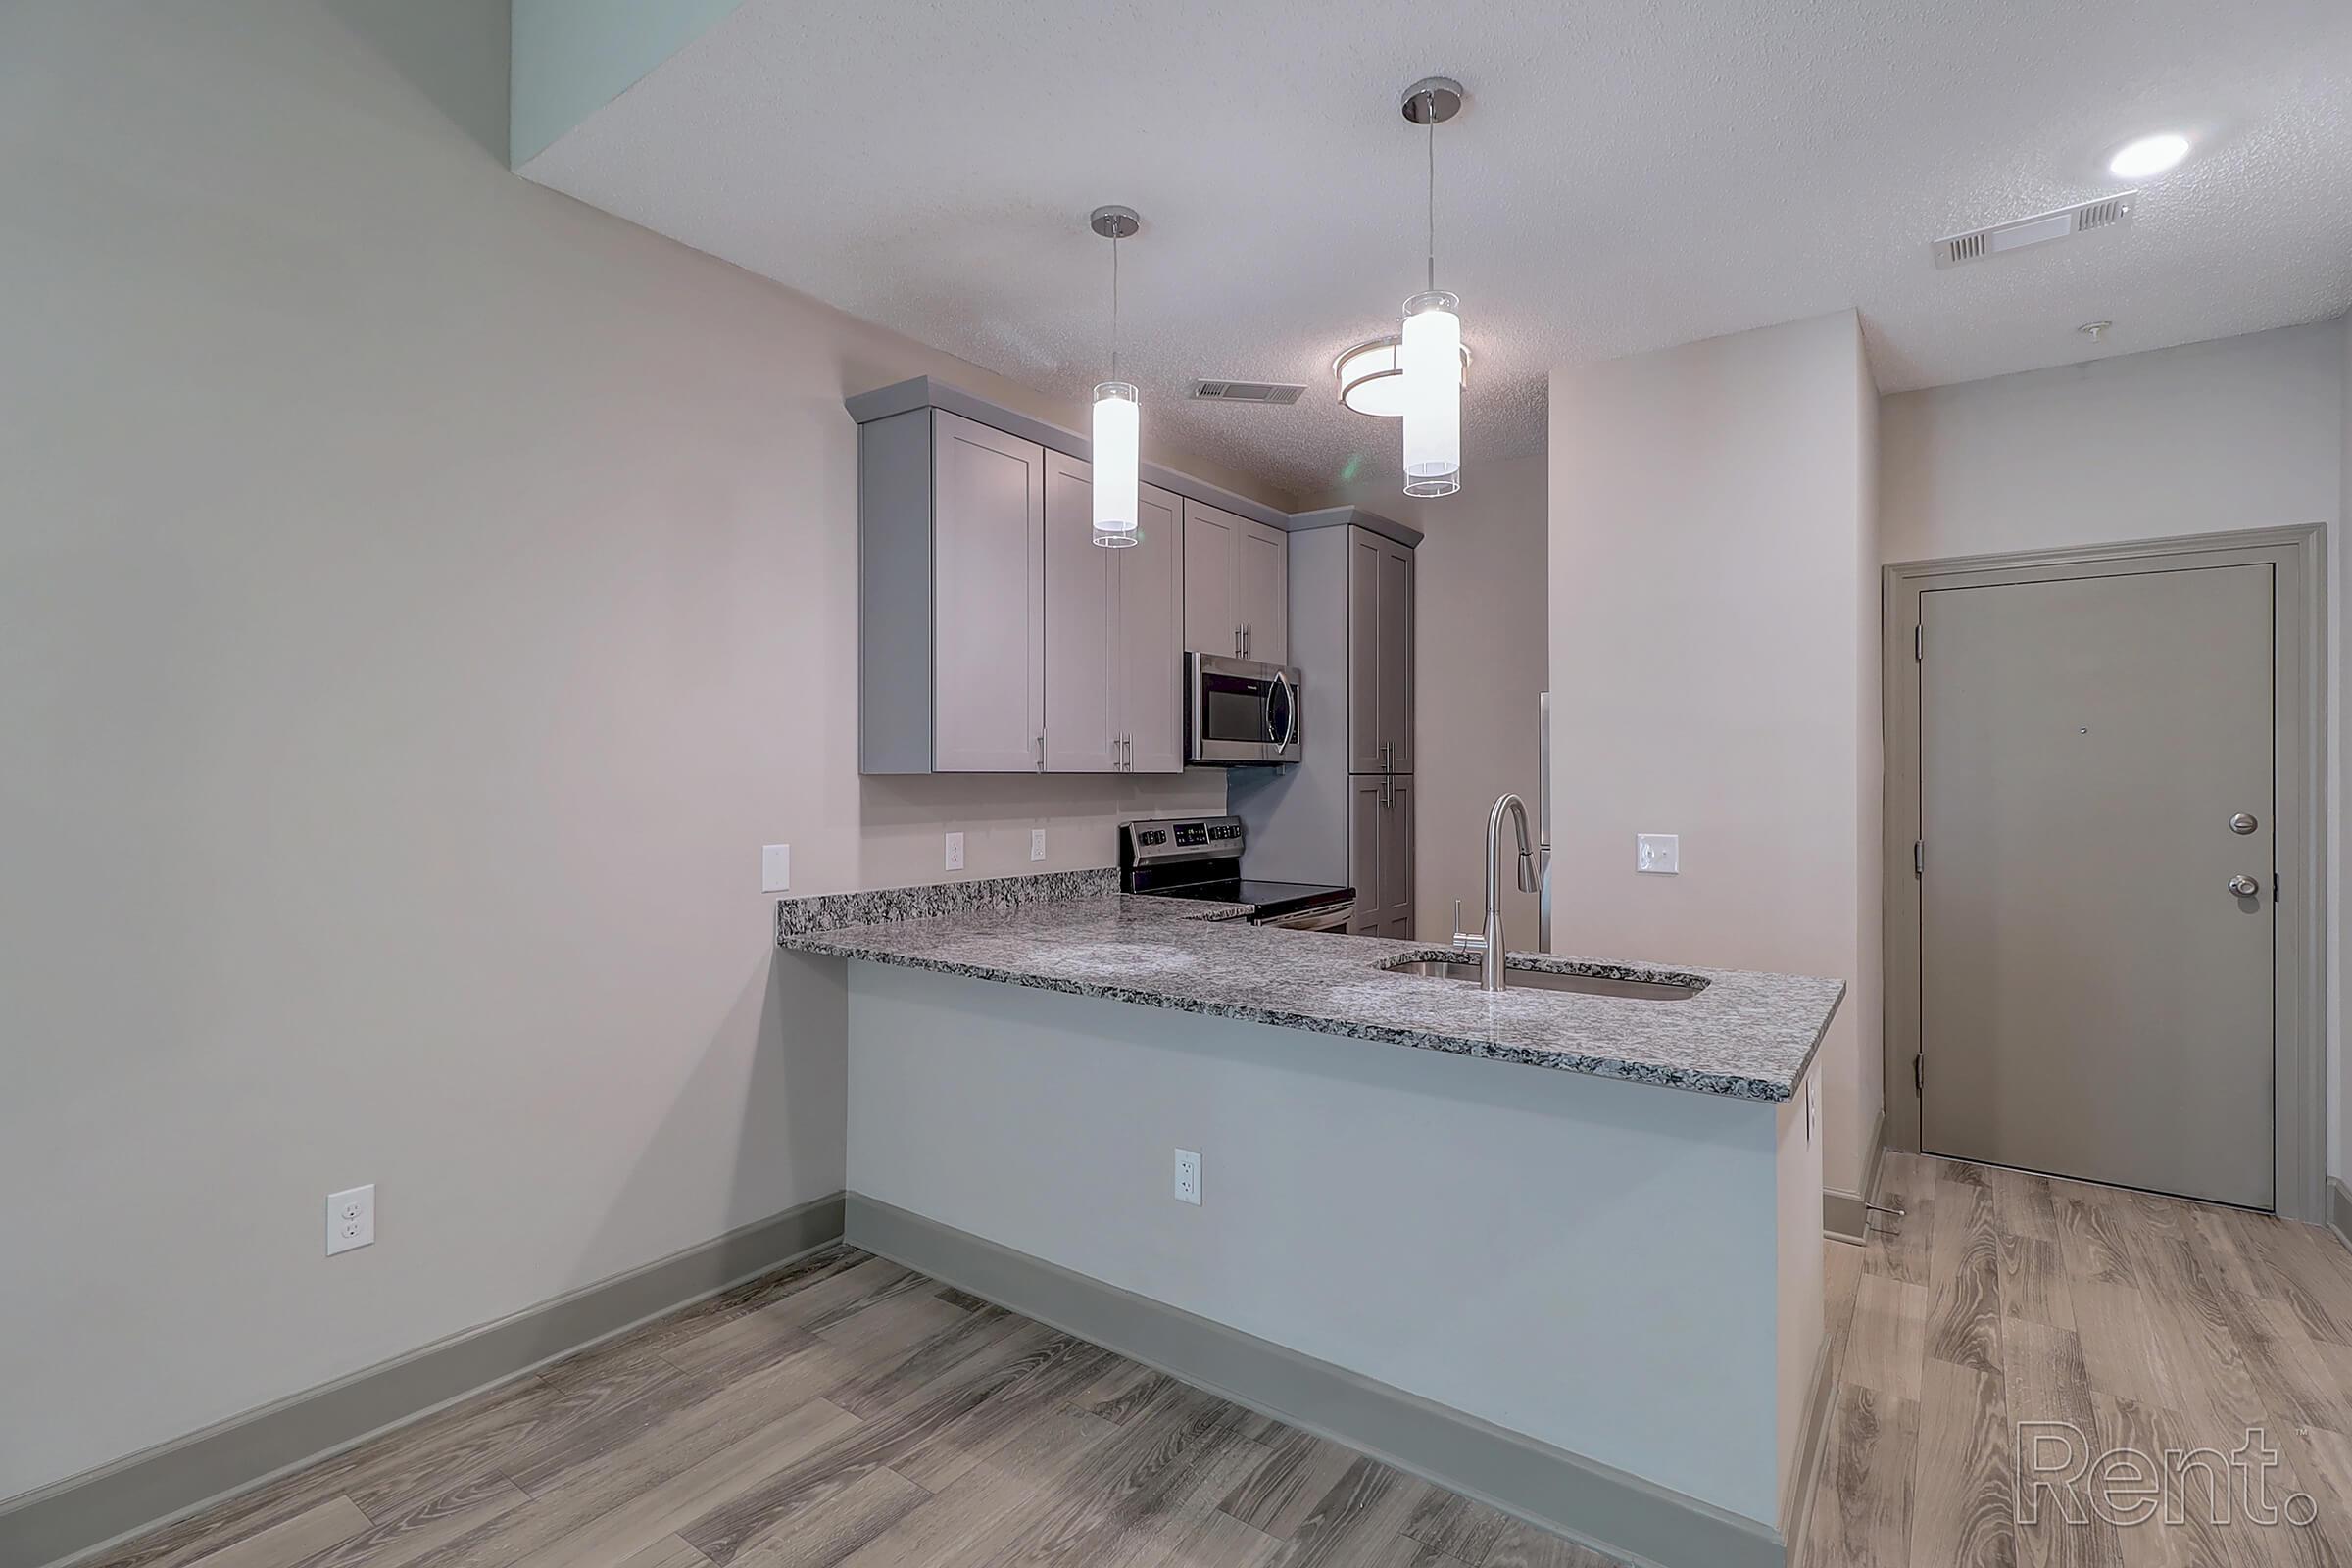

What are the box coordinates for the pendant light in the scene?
[1089,205,1142,548]
[1398,77,1463,498]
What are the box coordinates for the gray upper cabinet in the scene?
[1185,499,1287,663]
[1044,453,1183,773]
[1043,453,1120,774]
[853,377,1298,775]
[1237,518,1289,664]
[858,408,1046,775]
[1346,529,1414,773]
[1120,486,1186,772]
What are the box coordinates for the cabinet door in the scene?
[1236,519,1288,664]
[1183,501,1240,658]
[1120,484,1187,772]
[1346,529,1384,773]
[1378,541,1415,773]
[1348,776,1385,934]
[1042,453,1119,772]
[931,411,1045,771]
[1380,776,1414,938]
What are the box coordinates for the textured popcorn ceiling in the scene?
[520,0,2352,501]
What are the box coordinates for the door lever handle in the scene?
[2229,874,2260,898]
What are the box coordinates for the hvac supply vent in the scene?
[1933,191,2138,269]
[1190,379,1306,405]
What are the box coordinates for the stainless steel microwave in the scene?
[1186,652,1301,765]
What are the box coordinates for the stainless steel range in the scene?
[1118,815,1355,932]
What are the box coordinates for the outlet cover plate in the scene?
[327,1184,374,1255]
[761,844,791,894]
[944,832,964,871]
[1637,833,1680,874]
[1173,1149,1201,1205]
[1030,829,1047,862]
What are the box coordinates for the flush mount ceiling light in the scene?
[1396,76,1464,498]
[2109,133,2189,178]
[1334,334,1469,417]
[1088,205,1141,549]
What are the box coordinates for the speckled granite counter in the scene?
[776,883,1841,1102]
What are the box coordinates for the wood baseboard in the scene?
[1,1194,847,1568]
[2329,1176,2352,1253]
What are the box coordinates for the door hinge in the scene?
[1913,625,1922,662]
[2274,872,2281,901]
[1913,841,1924,877]
[1914,1054,1924,1094]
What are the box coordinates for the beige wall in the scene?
[1879,319,2346,1181]
[0,1,1276,1500]
[1306,454,1549,942]
[1547,311,1882,1199]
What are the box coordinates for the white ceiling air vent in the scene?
[1933,191,2137,269]
[1189,379,1306,405]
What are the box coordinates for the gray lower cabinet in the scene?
[1184,499,1287,663]
[1348,773,1414,938]
[1043,454,1183,773]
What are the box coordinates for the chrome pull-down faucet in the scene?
[1458,793,1538,991]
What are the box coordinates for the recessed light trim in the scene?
[2109,133,2189,178]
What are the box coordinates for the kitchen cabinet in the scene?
[884,404,1049,770]
[1043,453,1183,773]
[1348,530,1415,774]
[1185,499,1287,663]
[852,376,1298,775]
[1228,510,1421,940]
[1348,772,1414,938]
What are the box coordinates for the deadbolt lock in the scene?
[2229,875,2260,898]
[2229,812,2258,835]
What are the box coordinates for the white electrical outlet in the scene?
[326,1185,374,1256]
[1637,833,1680,874]
[1030,829,1047,863]
[761,844,791,894]
[1173,1149,1201,1205]
[944,832,965,871]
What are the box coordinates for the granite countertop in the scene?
[775,877,1843,1102]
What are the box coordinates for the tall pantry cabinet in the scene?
[1227,510,1420,938]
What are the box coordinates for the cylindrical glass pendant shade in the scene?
[1399,291,1462,497]
[1092,382,1140,548]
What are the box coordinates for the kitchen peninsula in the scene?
[776,872,1843,1568]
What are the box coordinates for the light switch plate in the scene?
[1030,829,1047,863]
[944,832,964,872]
[761,844,791,894]
[1637,833,1679,874]
[327,1185,374,1256]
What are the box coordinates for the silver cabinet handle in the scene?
[1122,733,1131,770]
[2230,874,2260,898]
[1036,734,1045,771]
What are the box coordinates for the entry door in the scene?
[1918,564,2274,1209]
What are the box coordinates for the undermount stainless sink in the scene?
[1380,956,1704,1001]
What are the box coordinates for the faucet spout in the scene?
[1483,793,1533,991]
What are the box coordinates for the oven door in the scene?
[1187,653,1301,764]
[1253,900,1353,932]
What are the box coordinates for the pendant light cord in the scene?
[1110,231,1121,380]
[1425,104,1437,292]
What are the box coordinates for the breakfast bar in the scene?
[777,874,1843,1567]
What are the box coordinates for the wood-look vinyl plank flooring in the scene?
[84,1157,2352,1568]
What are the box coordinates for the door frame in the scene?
[1882,525,2328,1221]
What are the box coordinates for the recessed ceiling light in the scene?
[2108,133,2189,178]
